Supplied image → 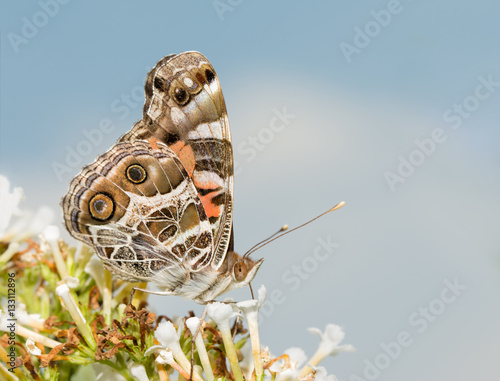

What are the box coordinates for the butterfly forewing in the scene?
[121,52,234,270]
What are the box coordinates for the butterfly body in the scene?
[62,52,262,303]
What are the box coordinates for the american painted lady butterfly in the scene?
[62,52,262,304]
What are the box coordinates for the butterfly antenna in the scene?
[243,201,345,258]
[242,225,289,257]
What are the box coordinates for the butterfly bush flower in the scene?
[155,348,184,376]
[55,284,96,349]
[25,337,42,356]
[0,176,23,264]
[85,255,113,320]
[313,366,340,381]
[1,311,61,352]
[17,303,45,331]
[10,206,55,243]
[94,363,129,381]
[0,176,55,245]
[154,320,203,381]
[234,284,267,380]
[0,175,24,238]
[207,301,244,381]
[299,323,355,378]
[239,341,256,380]
[41,225,69,279]
[130,363,149,381]
[186,316,215,381]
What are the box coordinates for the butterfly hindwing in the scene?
[62,140,214,281]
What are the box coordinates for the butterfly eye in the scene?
[205,69,215,83]
[173,86,190,105]
[89,193,114,221]
[126,164,147,184]
[233,261,248,282]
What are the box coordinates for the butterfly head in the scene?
[225,251,264,290]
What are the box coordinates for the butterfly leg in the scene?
[248,282,255,299]
[188,306,209,381]
[128,286,176,306]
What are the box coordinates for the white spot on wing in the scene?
[170,107,187,126]
[193,170,225,188]
[187,122,223,140]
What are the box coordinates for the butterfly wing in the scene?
[61,140,214,282]
[120,52,233,270]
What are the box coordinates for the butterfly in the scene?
[62,52,263,304]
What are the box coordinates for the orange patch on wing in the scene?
[194,177,223,219]
[170,141,195,177]
[199,192,222,219]
[148,137,160,150]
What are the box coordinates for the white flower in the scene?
[94,363,127,381]
[235,284,267,316]
[63,276,80,289]
[154,321,202,380]
[272,347,307,381]
[41,225,68,279]
[130,364,149,381]
[5,206,55,242]
[239,342,255,380]
[1,306,61,349]
[233,285,267,380]
[85,255,106,290]
[0,175,24,238]
[156,348,174,365]
[26,337,42,356]
[186,317,214,381]
[299,324,354,379]
[0,176,55,243]
[0,308,11,331]
[155,321,180,349]
[277,369,298,381]
[27,206,55,237]
[16,304,44,329]
[314,366,339,381]
[207,302,244,381]
[56,284,95,349]
[42,225,59,241]
[206,302,235,326]
[286,347,307,369]
[307,324,355,357]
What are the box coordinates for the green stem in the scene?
[219,325,244,381]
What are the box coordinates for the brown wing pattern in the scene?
[61,140,214,281]
[120,52,234,269]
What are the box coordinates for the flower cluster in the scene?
[0,176,354,380]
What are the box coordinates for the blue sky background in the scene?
[1,1,499,380]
